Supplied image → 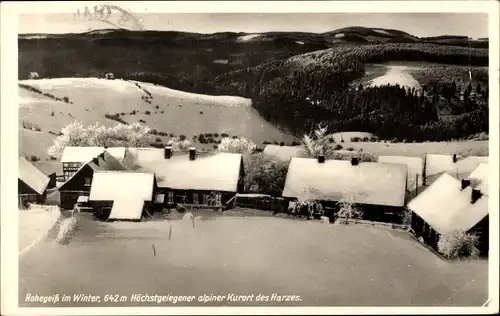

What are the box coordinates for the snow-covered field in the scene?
[18,205,61,254]
[368,65,422,91]
[18,77,296,159]
[19,211,488,307]
[237,34,261,42]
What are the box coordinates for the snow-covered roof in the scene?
[425,154,488,178]
[407,173,488,234]
[89,172,155,202]
[468,162,489,196]
[136,152,243,192]
[378,156,423,191]
[263,145,304,162]
[282,157,407,207]
[19,156,50,195]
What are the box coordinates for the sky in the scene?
[18,13,489,39]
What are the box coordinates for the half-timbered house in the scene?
[58,151,126,210]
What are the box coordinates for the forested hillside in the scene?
[19,28,489,142]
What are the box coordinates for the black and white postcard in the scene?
[1,1,499,315]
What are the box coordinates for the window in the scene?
[193,193,199,205]
[167,191,174,203]
[84,177,91,186]
[215,193,221,205]
[156,194,165,203]
[203,194,210,205]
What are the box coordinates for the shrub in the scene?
[120,112,126,116]
[362,137,370,142]
[213,144,218,149]
[56,216,78,245]
[328,138,335,143]
[232,136,239,139]
[437,231,480,260]
[287,191,324,219]
[291,141,301,146]
[346,147,355,151]
[279,142,285,146]
[178,104,182,107]
[334,144,343,150]
[400,208,412,226]
[199,111,204,114]
[179,134,187,141]
[161,110,164,114]
[351,137,362,142]
[62,96,70,103]
[145,111,151,115]
[50,110,54,116]
[263,141,271,145]
[213,133,219,138]
[169,133,175,138]
[139,119,146,123]
[155,105,160,109]
[30,155,39,162]
[129,110,137,115]
[198,134,207,144]
[221,133,229,138]
[176,204,186,213]
[336,198,363,224]
[155,137,162,142]
[149,129,158,135]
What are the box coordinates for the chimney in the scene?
[351,157,359,166]
[452,154,457,163]
[164,146,172,159]
[189,147,196,161]
[461,179,471,190]
[317,154,325,163]
[471,189,482,204]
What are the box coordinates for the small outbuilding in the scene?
[18,156,50,208]
[89,171,156,221]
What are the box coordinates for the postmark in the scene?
[73,3,144,31]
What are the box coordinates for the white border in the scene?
[1,1,499,315]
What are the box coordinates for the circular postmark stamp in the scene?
[73,3,144,31]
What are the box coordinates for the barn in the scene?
[89,171,156,221]
[18,156,50,208]
[58,151,126,210]
[135,147,245,211]
[282,156,408,223]
[407,172,489,257]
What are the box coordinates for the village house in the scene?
[18,156,51,208]
[407,172,489,256]
[61,146,127,181]
[282,156,408,223]
[377,155,424,196]
[58,151,126,210]
[423,153,488,186]
[135,147,245,211]
[89,171,156,221]
[33,161,63,189]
